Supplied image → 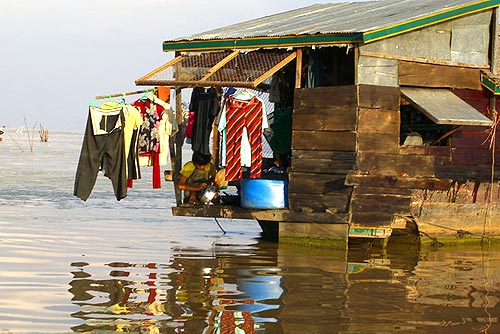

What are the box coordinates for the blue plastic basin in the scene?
[240,179,288,209]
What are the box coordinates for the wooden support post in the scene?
[295,49,303,89]
[173,86,183,206]
[212,89,223,167]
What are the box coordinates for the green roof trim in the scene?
[163,33,363,52]
[481,74,500,94]
[363,0,500,43]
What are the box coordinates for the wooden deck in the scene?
[172,204,348,224]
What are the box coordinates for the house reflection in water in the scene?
[68,241,500,333]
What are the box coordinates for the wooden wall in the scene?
[349,83,500,228]
[289,86,357,214]
[289,66,499,230]
[349,85,415,227]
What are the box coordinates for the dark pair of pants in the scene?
[74,109,127,201]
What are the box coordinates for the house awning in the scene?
[135,49,296,89]
[401,87,493,126]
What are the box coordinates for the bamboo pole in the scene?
[95,88,157,100]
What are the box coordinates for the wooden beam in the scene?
[200,50,239,81]
[253,52,297,87]
[295,48,303,89]
[345,172,452,190]
[135,55,184,83]
[360,50,489,69]
[136,79,259,89]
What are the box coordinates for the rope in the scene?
[481,108,499,243]
[214,217,227,234]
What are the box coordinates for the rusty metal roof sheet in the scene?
[401,87,493,126]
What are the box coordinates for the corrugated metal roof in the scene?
[178,1,468,39]
[163,0,500,51]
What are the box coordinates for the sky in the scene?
[0,0,349,132]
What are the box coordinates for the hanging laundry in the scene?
[133,93,178,189]
[98,101,144,187]
[123,104,144,187]
[189,87,220,156]
[221,92,265,182]
[157,86,171,103]
[185,111,195,144]
[74,105,127,201]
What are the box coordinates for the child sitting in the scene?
[178,151,216,204]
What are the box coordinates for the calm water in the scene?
[1,130,500,334]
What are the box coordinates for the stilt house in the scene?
[137,0,500,245]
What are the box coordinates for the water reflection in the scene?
[67,239,500,334]
[68,242,286,333]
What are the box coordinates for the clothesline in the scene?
[94,88,159,100]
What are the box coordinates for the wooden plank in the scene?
[345,173,452,190]
[399,61,482,90]
[357,152,436,176]
[350,212,395,227]
[292,108,356,131]
[294,86,357,108]
[357,133,399,154]
[350,193,411,214]
[359,50,489,69]
[293,105,358,115]
[292,150,356,161]
[290,158,356,174]
[351,186,413,196]
[288,193,351,213]
[288,172,351,195]
[399,145,452,157]
[435,165,500,181]
[292,130,356,151]
[171,205,349,224]
[358,108,400,134]
[291,150,356,173]
[358,85,401,110]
